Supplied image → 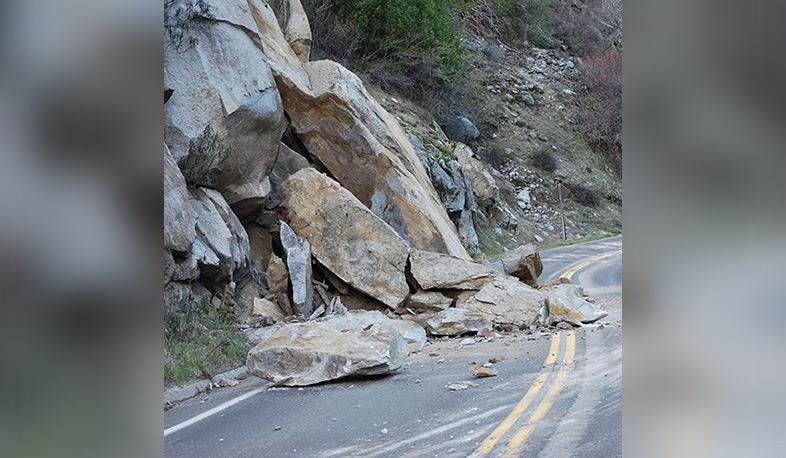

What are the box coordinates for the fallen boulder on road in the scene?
[246,320,410,386]
[316,311,427,352]
[501,244,543,287]
[411,308,492,336]
[545,284,608,325]
[409,250,499,290]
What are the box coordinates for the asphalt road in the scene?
[164,236,622,457]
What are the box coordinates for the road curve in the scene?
[164,236,622,457]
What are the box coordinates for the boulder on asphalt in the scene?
[545,284,608,325]
[164,3,288,217]
[409,250,499,290]
[280,221,314,318]
[164,144,196,254]
[189,187,250,281]
[457,276,546,328]
[453,143,499,206]
[469,365,498,378]
[411,308,492,337]
[273,60,469,259]
[406,291,453,312]
[501,244,543,287]
[246,321,410,386]
[281,168,410,309]
[318,311,427,352]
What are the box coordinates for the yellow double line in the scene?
[559,250,622,283]
[475,332,576,456]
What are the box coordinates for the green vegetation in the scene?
[493,0,559,48]
[529,146,558,173]
[165,296,250,384]
[335,0,464,72]
[539,230,619,250]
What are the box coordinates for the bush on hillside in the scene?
[457,0,560,49]
[566,182,602,207]
[528,147,557,172]
[577,51,621,174]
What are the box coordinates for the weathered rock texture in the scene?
[457,276,546,327]
[317,311,427,352]
[164,144,195,254]
[281,168,410,309]
[501,244,543,287]
[406,291,453,312]
[280,221,314,317]
[410,250,499,290]
[269,0,312,62]
[246,321,409,386]
[273,60,469,259]
[545,284,608,325]
[453,143,499,206]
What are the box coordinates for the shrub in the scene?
[478,144,510,170]
[577,51,621,174]
[528,147,557,172]
[332,0,464,73]
[566,182,602,207]
[458,0,560,49]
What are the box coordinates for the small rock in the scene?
[381,428,389,434]
[523,94,536,106]
[218,377,239,387]
[469,365,498,378]
[274,426,282,431]
[556,321,573,330]
[437,358,445,364]
[489,357,501,364]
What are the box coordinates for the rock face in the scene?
[273,60,469,259]
[280,221,314,317]
[164,0,289,217]
[164,144,195,254]
[545,284,608,325]
[269,0,312,62]
[453,143,499,206]
[501,244,543,287]
[246,321,409,386]
[410,250,498,290]
[406,291,453,312]
[189,187,250,281]
[281,168,410,309]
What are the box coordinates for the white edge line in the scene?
[164,384,270,437]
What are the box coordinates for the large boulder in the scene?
[411,308,492,337]
[281,168,410,309]
[246,321,409,386]
[442,116,480,144]
[279,221,314,317]
[317,311,427,352]
[164,0,290,218]
[164,144,195,254]
[501,244,543,287]
[189,187,250,281]
[272,60,469,259]
[457,276,546,328]
[410,250,499,290]
[545,284,608,325]
[453,143,499,206]
[406,291,453,312]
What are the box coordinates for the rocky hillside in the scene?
[164,0,610,386]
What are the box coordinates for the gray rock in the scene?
[410,250,499,290]
[516,189,532,210]
[431,162,465,213]
[165,15,287,218]
[164,144,195,254]
[457,276,545,328]
[545,284,608,325]
[267,143,310,207]
[318,311,427,352]
[246,321,409,386]
[406,291,453,312]
[413,308,492,336]
[443,116,480,144]
[281,169,411,309]
[280,221,314,318]
[523,94,536,106]
[501,244,543,287]
[189,187,250,281]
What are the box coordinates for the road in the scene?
[165,236,622,457]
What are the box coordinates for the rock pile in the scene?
[164,0,606,386]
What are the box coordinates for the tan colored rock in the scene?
[412,308,492,336]
[246,222,274,273]
[453,143,499,206]
[281,168,410,309]
[457,276,546,328]
[545,284,608,326]
[406,291,453,312]
[273,60,469,259]
[469,365,498,378]
[253,297,285,321]
[266,255,294,316]
[246,321,409,386]
[269,0,312,61]
[317,311,427,353]
[501,244,543,287]
[410,250,499,290]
